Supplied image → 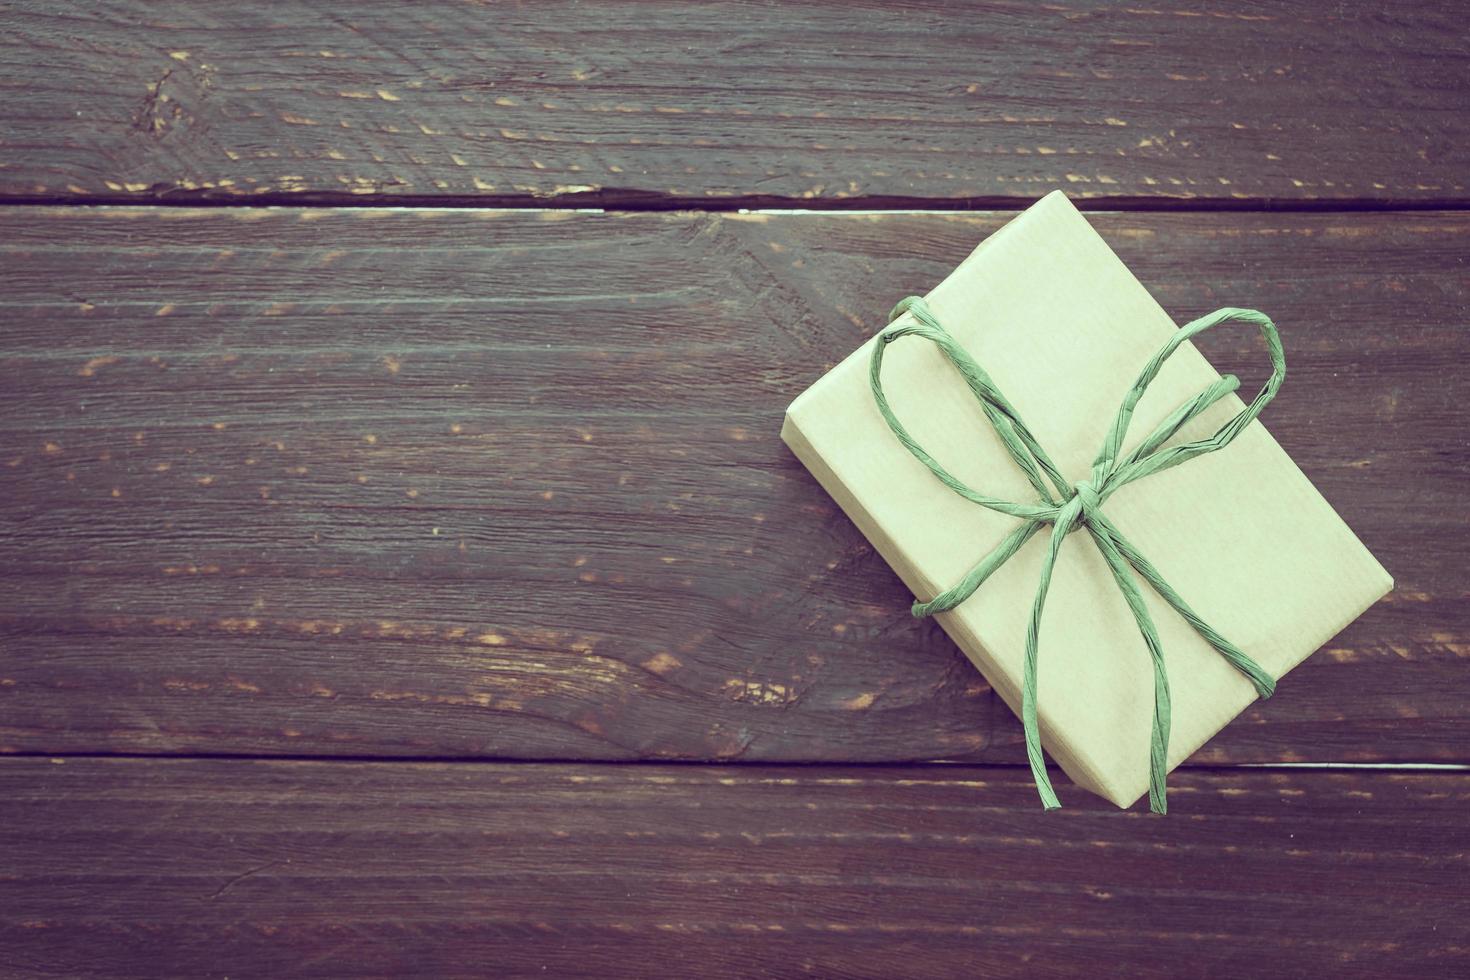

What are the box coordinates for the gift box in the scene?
[781,191,1392,812]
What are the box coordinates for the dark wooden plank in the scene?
[3,1,1467,206]
[1,759,1466,978]
[0,207,1466,764]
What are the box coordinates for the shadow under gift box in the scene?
[781,191,1393,810]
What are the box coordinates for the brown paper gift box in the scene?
[780,191,1393,810]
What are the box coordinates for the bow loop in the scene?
[869,296,1284,813]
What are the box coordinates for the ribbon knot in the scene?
[1068,479,1103,524]
[869,296,1285,813]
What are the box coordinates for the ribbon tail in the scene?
[1090,512,1275,700]
[1086,521,1172,814]
[1022,512,1081,811]
[912,521,1043,617]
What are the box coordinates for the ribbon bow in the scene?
[870,297,1286,813]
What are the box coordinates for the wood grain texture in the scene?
[1,207,1466,768]
[1,758,1467,978]
[3,1,1468,206]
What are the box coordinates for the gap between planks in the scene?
[4,193,1470,214]
[0,752,1464,773]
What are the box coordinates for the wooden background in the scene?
[1,2,1467,977]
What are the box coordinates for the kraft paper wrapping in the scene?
[781,191,1393,809]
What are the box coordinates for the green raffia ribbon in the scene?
[870,297,1285,814]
